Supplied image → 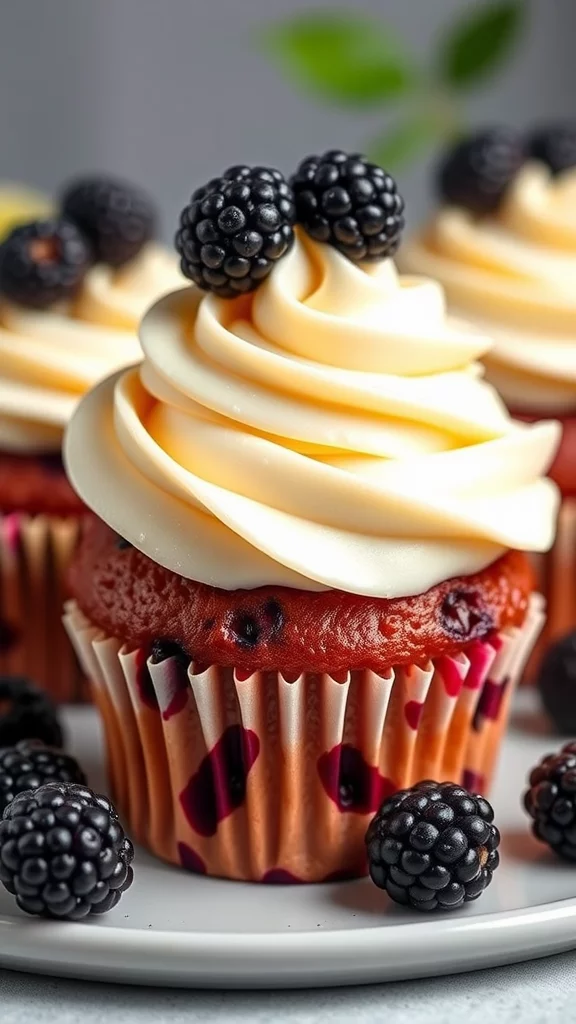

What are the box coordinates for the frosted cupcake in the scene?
[0,176,182,701]
[64,154,559,882]
[402,125,576,660]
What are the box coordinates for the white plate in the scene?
[0,692,575,988]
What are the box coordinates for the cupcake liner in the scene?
[0,513,86,702]
[524,498,576,682]
[63,594,544,883]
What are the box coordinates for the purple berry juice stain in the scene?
[178,842,206,874]
[180,725,260,837]
[318,744,395,814]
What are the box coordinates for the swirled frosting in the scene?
[402,163,576,413]
[0,244,183,452]
[65,230,560,598]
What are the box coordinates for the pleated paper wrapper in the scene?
[1,513,86,701]
[64,594,544,883]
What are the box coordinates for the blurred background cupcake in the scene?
[0,176,182,702]
[401,130,576,671]
[62,156,559,882]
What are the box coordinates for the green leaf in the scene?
[261,14,415,107]
[438,1,524,89]
[369,116,441,170]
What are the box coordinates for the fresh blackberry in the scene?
[528,122,576,176]
[437,129,525,216]
[0,677,63,748]
[61,175,156,267]
[0,741,85,814]
[176,165,295,298]
[537,631,576,735]
[290,150,404,262]
[0,782,134,919]
[524,743,576,860]
[365,780,500,912]
[0,218,90,309]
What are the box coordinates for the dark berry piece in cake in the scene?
[61,175,156,267]
[290,150,404,262]
[0,783,134,919]
[176,165,295,297]
[527,122,576,176]
[0,741,85,813]
[537,632,576,735]
[366,780,500,911]
[0,218,90,309]
[149,638,188,666]
[436,129,525,215]
[524,743,576,860]
[440,590,494,643]
[0,677,63,748]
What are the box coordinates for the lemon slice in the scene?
[0,183,53,242]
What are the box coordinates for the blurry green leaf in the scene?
[261,14,415,107]
[369,116,441,169]
[438,1,524,89]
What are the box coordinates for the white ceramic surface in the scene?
[0,694,575,989]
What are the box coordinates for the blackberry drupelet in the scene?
[537,631,576,735]
[0,218,90,309]
[528,123,576,176]
[0,782,134,919]
[365,780,500,912]
[0,741,85,814]
[436,129,525,215]
[290,150,404,262]
[524,743,576,861]
[61,175,156,267]
[176,165,295,297]
[0,676,63,748]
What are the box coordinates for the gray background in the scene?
[0,0,575,239]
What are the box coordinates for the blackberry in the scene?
[290,150,404,263]
[365,780,500,912]
[0,676,63,748]
[0,218,90,309]
[176,165,295,298]
[0,782,134,919]
[61,175,156,267]
[528,122,576,176]
[437,129,525,216]
[537,631,576,735]
[524,743,576,860]
[0,741,85,814]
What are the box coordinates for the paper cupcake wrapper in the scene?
[523,498,576,683]
[0,513,86,702]
[64,595,544,883]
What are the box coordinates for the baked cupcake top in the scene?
[0,176,183,454]
[65,154,561,600]
[401,125,576,415]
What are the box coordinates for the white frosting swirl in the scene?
[65,232,561,598]
[402,163,576,412]
[0,244,183,452]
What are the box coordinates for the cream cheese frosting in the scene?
[0,244,183,452]
[402,162,576,413]
[65,230,561,598]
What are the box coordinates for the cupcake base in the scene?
[1,513,86,701]
[64,595,544,883]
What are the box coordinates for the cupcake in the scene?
[0,175,182,701]
[401,124,576,665]
[63,154,559,882]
